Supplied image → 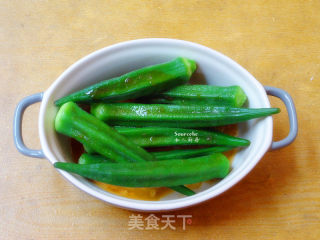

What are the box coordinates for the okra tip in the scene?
[268,107,281,115]
[55,96,75,107]
[274,108,281,114]
[54,161,79,171]
[53,162,64,169]
[54,99,64,107]
[170,185,195,196]
[238,138,251,146]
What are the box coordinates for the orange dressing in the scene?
[71,124,238,201]
[94,182,203,201]
[93,182,172,201]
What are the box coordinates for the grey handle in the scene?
[13,92,45,158]
[264,86,298,150]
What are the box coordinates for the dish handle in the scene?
[13,92,45,158]
[264,86,298,150]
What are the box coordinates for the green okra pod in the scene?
[150,85,247,107]
[55,102,154,163]
[79,146,233,163]
[54,153,230,188]
[115,126,250,147]
[55,57,196,106]
[91,103,280,128]
[151,146,234,160]
[55,102,194,195]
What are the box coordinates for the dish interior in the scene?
[40,39,272,204]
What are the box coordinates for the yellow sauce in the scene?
[93,182,172,201]
[94,181,203,201]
